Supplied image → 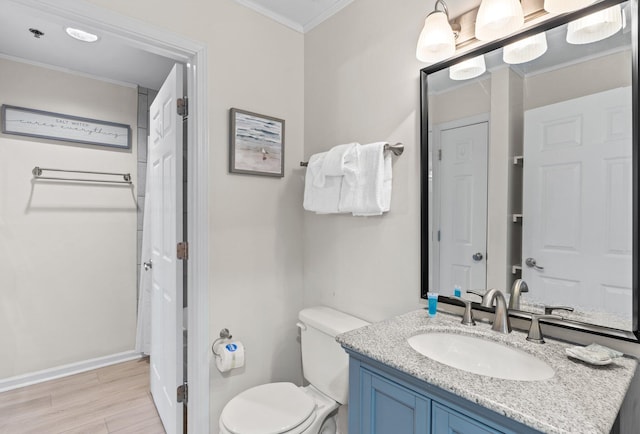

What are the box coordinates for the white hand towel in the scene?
[314,142,359,187]
[303,152,342,214]
[351,142,391,216]
[381,151,392,212]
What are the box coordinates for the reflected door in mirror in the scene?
[437,122,489,293]
[522,87,632,329]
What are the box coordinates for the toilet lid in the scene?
[221,382,316,434]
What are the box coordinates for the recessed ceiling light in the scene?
[65,27,99,43]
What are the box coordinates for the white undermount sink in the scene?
[407,333,555,381]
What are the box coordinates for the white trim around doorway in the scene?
[7,1,211,432]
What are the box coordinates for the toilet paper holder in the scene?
[212,328,232,356]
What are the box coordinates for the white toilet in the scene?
[219,306,369,434]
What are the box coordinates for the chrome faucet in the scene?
[467,288,512,333]
[508,279,529,310]
[484,290,512,334]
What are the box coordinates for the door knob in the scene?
[472,252,484,261]
[143,260,153,271]
[525,257,544,270]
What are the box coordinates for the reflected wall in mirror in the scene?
[421,0,638,338]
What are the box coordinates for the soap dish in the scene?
[565,343,623,366]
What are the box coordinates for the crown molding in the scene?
[303,0,355,33]
[233,0,304,33]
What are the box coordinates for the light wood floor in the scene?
[0,358,166,434]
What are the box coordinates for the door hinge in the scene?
[177,97,188,118]
[177,382,188,404]
[437,230,441,242]
[177,242,189,260]
[438,149,442,161]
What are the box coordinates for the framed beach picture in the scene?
[229,108,284,177]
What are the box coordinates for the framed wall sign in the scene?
[1,105,131,149]
[229,108,285,177]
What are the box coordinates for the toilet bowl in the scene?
[219,383,337,434]
[218,306,369,434]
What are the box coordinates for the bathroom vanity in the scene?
[337,311,638,434]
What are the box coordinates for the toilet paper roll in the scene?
[215,341,245,372]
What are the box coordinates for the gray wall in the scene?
[0,57,138,379]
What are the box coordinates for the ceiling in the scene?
[1,0,629,93]
[0,0,360,90]
[0,0,176,90]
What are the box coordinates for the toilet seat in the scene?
[220,382,317,434]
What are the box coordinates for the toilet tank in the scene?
[298,306,369,404]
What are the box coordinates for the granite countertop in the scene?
[336,309,638,434]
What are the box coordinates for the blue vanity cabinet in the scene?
[346,350,542,434]
[432,402,501,434]
[359,367,430,433]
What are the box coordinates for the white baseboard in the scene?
[0,350,142,393]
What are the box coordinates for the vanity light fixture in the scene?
[566,4,622,45]
[65,27,99,43]
[449,55,486,80]
[475,0,524,41]
[416,0,460,63]
[544,0,597,14]
[503,32,548,64]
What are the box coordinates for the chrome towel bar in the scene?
[32,166,132,184]
[300,142,404,167]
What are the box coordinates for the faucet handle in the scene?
[544,306,574,315]
[467,289,491,307]
[466,289,485,300]
[467,288,500,308]
[526,313,562,344]
[451,296,476,326]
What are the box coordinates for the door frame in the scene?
[11,1,210,432]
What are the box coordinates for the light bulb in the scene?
[503,33,548,64]
[475,0,524,41]
[566,4,622,45]
[416,10,456,63]
[449,55,486,80]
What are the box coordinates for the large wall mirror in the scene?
[420,0,639,341]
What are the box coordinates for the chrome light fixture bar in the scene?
[416,0,548,64]
[416,0,624,66]
[544,0,597,14]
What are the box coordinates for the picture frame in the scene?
[229,108,285,177]
[1,104,131,149]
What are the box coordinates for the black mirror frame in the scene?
[420,0,640,342]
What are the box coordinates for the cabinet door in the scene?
[360,369,430,434]
[432,402,503,434]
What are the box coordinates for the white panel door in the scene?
[149,63,184,434]
[438,122,489,294]
[523,87,632,318]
